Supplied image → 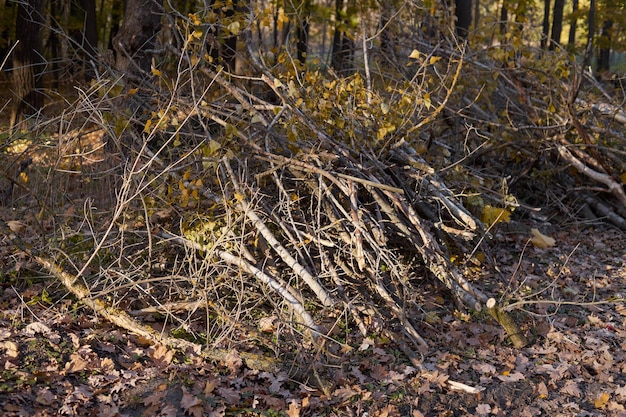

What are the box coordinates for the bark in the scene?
[541,0,550,49]
[330,0,353,73]
[567,0,578,47]
[71,0,98,81]
[11,0,45,129]
[454,0,471,39]
[112,0,162,78]
[499,0,508,35]
[295,0,311,67]
[549,0,564,50]
[597,20,612,74]
[582,0,594,69]
[222,0,238,72]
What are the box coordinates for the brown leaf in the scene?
[476,404,491,416]
[332,385,361,402]
[181,388,203,417]
[65,352,89,373]
[208,406,226,417]
[35,387,57,406]
[224,349,242,374]
[149,344,174,368]
[560,380,582,398]
[286,400,301,417]
[0,340,18,358]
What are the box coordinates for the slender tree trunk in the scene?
[11,0,45,130]
[295,0,311,67]
[541,0,550,49]
[455,0,472,39]
[568,0,578,47]
[379,0,396,63]
[71,0,98,81]
[597,19,612,74]
[222,0,238,72]
[112,0,162,78]
[582,0,594,69]
[331,0,353,72]
[473,0,479,30]
[549,0,564,50]
[499,0,508,35]
[81,0,98,80]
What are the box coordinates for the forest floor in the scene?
[0,215,625,417]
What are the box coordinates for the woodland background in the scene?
[1,0,626,416]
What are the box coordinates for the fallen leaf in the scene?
[476,403,491,416]
[560,380,582,398]
[0,340,18,358]
[181,388,203,417]
[594,392,610,409]
[35,387,57,406]
[149,344,174,368]
[6,220,25,233]
[286,400,301,417]
[496,371,525,382]
[530,228,556,249]
[224,349,242,374]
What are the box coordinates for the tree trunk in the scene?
[295,0,311,67]
[582,0,594,68]
[549,0,564,50]
[10,0,45,130]
[597,19,612,74]
[81,0,99,80]
[473,0,479,30]
[112,0,162,78]
[222,0,238,72]
[331,0,353,73]
[499,0,508,35]
[541,0,550,49]
[71,0,99,81]
[454,0,471,40]
[567,0,578,47]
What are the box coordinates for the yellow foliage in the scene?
[594,393,610,409]
[481,205,511,226]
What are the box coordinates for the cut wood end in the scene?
[486,298,497,309]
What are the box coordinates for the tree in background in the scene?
[112,0,162,78]
[541,0,550,49]
[71,0,98,81]
[330,0,354,73]
[549,0,565,50]
[295,0,311,66]
[10,0,45,130]
[455,0,472,39]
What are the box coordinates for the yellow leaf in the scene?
[530,228,556,249]
[594,392,610,409]
[192,29,203,39]
[233,192,245,202]
[143,119,153,133]
[620,172,626,184]
[188,13,202,26]
[227,21,240,35]
[126,88,138,97]
[408,49,421,59]
[481,205,511,226]
[423,92,431,110]
[19,171,28,183]
[429,56,441,65]
[183,169,192,181]
[151,67,162,77]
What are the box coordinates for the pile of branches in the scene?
[4,26,626,379]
